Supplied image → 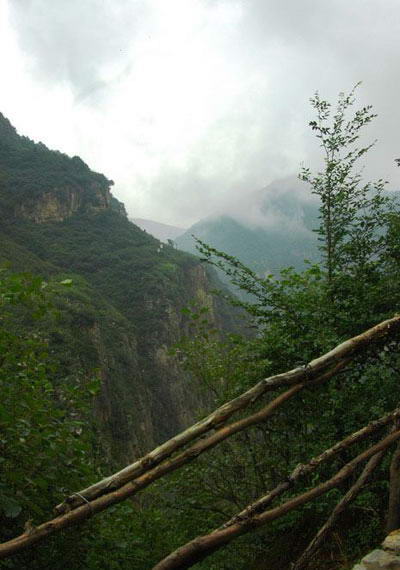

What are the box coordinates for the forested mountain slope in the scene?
[175,177,320,277]
[0,112,238,465]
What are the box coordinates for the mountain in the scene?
[0,113,239,465]
[131,217,185,242]
[175,177,320,280]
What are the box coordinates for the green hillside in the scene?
[0,113,238,466]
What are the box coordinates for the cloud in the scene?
[8,0,144,100]
[217,175,317,232]
[3,0,400,227]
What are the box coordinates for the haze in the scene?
[0,0,399,227]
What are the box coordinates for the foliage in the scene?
[0,269,100,568]
[0,88,398,569]
[167,87,400,568]
[0,111,238,567]
[0,113,112,214]
[299,86,394,347]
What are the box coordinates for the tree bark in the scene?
[1,399,399,560]
[57,315,400,514]
[221,409,400,530]
[1,317,399,560]
[153,431,400,570]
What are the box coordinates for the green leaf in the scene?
[0,496,22,518]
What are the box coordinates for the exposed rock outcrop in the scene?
[353,531,400,569]
[14,184,111,222]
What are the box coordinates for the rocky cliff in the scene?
[14,184,111,222]
[0,113,240,466]
[353,531,400,569]
[0,112,114,222]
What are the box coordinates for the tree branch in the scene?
[292,450,385,570]
[56,315,400,513]
[0,364,342,559]
[153,430,400,570]
[1,317,399,561]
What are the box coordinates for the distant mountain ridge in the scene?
[175,177,320,279]
[131,217,185,242]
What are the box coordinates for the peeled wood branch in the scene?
[0,364,342,560]
[153,430,400,570]
[221,408,400,530]
[2,404,398,561]
[1,317,399,560]
[292,451,385,570]
[57,315,400,513]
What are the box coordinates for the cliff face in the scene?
[14,184,111,222]
[0,113,115,223]
[61,248,232,465]
[0,113,239,466]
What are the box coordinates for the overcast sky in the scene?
[0,0,399,227]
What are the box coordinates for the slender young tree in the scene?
[300,85,389,293]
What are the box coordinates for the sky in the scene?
[0,0,399,227]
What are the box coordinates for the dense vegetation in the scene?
[0,269,187,570]
[0,112,112,213]
[145,87,400,569]
[1,86,400,570]
[0,270,98,568]
[0,112,238,567]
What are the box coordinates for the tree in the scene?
[0,269,100,568]
[300,86,389,286]
[178,86,400,566]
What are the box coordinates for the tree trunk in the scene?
[387,440,400,532]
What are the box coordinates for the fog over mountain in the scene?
[217,176,317,230]
[1,1,399,227]
[176,177,320,280]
